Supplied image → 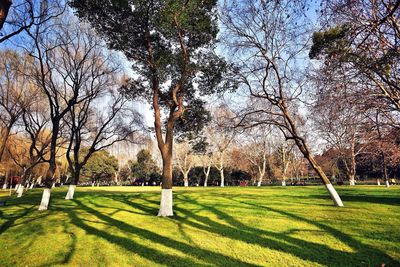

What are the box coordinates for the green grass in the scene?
[0,186,399,267]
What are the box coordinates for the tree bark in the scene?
[16,185,24,197]
[38,188,51,211]
[220,168,225,187]
[183,173,189,187]
[65,184,76,200]
[349,174,356,186]
[158,150,174,216]
[0,125,11,163]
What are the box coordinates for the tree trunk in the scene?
[38,188,51,211]
[183,173,189,187]
[15,183,20,191]
[0,125,11,163]
[382,152,390,188]
[29,183,34,189]
[17,185,24,198]
[204,174,208,187]
[306,155,343,206]
[220,168,225,187]
[282,180,286,186]
[257,180,262,187]
[2,183,6,189]
[65,184,76,200]
[158,153,173,216]
[377,179,381,186]
[349,174,356,186]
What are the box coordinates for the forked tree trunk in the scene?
[38,188,51,210]
[203,164,210,187]
[65,184,76,200]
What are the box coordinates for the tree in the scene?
[221,0,344,206]
[82,150,119,185]
[130,149,159,185]
[62,23,143,200]
[174,141,195,187]
[71,0,231,216]
[0,50,31,165]
[242,127,274,187]
[7,90,51,197]
[207,105,237,187]
[24,10,117,210]
[312,74,371,186]
[310,0,400,119]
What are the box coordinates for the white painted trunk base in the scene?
[65,185,76,200]
[2,183,7,189]
[257,180,261,187]
[157,189,173,216]
[29,183,34,189]
[377,179,381,186]
[282,180,286,186]
[385,180,390,187]
[204,179,208,187]
[184,180,188,187]
[17,185,24,198]
[15,184,20,191]
[38,188,51,211]
[324,183,344,207]
[349,179,355,186]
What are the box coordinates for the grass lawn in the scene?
[0,186,399,267]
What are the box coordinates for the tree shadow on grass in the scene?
[64,199,262,267]
[132,194,398,267]
[0,204,36,234]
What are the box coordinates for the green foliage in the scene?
[1,186,400,266]
[130,149,159,183]
[82,150,119,181]
[309,25,350,59]
[70,0,233,135]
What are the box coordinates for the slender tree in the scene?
[221,0,344,206]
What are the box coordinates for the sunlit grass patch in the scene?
[0,185,399,266]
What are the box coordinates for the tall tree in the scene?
[221,0,344,206]
[71,0,230,216]
[0,50,32,164]
[25,12,114,210]
[62,25,143,200]
[310,0,400,120]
